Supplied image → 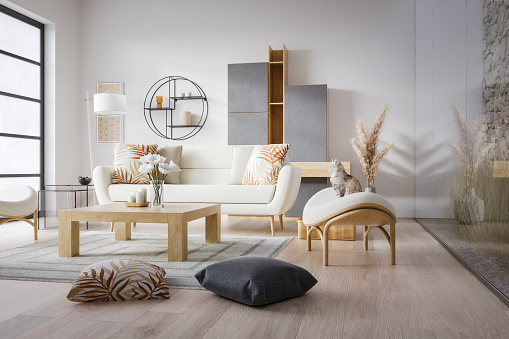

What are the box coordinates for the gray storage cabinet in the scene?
[228,112,268,145]
[228,62,268,113]
[228,62,269,145]
[285,84,328,217]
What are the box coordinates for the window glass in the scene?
[0,11,40,62]
[0,53,40,99]
[0,95,40,136]
[0,177,40,192]
[0,137,40,174]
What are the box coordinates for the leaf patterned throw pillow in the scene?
[112,143,158,184]
[242,144,290,185]
[67,259,170,302]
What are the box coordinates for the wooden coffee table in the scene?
[58,203,221,261]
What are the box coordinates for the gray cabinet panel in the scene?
[286,178,327,217]
[228,113,268,145]
[285,84,327,162]
[228,62,268,113]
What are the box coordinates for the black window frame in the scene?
[0,4,45,190]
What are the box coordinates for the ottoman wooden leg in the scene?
[307,226,312,251]
[364,225,369,250]
[390,222,396,265]
[322,225,329,266]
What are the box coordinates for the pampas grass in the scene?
[449,104,490,188]
[350,105,394,188]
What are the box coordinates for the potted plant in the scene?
[350,105,394,193]
[449,105,490,224]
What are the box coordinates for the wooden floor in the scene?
[1,216,509,338]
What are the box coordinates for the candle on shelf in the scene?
[135,191,144,203]
[140,188,147,202]
[128,194,136,203]
[180,111,192,125]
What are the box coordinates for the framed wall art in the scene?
[97,82,124,94]
[97,114,123,143]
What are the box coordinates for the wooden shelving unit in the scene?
[268,45,288,144]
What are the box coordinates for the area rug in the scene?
[0,231,292,289]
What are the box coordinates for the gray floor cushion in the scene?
[194,256,317,306]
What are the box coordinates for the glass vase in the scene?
[150,180,164,207]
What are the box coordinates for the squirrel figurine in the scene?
[328,159,362,198]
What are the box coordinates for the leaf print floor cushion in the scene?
[242,144,290,185]
[112,143,158,184]
[67,259,170,302]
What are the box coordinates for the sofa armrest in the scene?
[267,164,302,215]
[92,166,115,205]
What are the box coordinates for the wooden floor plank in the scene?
[12,310,125,339]
[155,293,232,338]
[295,269,348,338]
[380,274,433,330]
[106,311,182,338]
[78,298,169,323]
[342,276,389,338]
[408,265,484,338]
[0,217,508,338]
[149,289,209,314]
[0,315,52,339]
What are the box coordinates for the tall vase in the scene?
[454,187,484,224]
[150,180,164,208]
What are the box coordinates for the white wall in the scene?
[2,0,482,218]
[415,0,483,218]
[81,0,416,217]
[1,0,81,185]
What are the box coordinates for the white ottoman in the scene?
[303,188,397,265]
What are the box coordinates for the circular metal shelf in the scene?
[143,76,208,140]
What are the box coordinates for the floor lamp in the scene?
[85,91,126,179]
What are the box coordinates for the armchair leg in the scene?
[33,209,38,240]
[269,215,275,236]
[278,214,284,230]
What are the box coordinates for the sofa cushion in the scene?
[179,169,232,185]
[157,145,183,184]
[194,256,317,306]
[67,259,170,302]
[180,146,233,169]
[229,145,256,185]
[242,144,290,185]
[109,184,276,204]
[112,143,158,184]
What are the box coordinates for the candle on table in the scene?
[135,191,144,203]
[140,188,147,202]
[128,194,136,203]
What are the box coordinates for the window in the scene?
[0,4,44,192]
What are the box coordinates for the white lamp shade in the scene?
[94,93,126,114]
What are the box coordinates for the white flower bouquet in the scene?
[138,154,180,207]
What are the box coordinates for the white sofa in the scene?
[93,145,302,235]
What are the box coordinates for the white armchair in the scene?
[0,185,39,240]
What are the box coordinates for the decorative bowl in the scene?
[78,176,92,185]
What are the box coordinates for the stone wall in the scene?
[483,0,509,157]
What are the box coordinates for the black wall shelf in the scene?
[143,76,208,140]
